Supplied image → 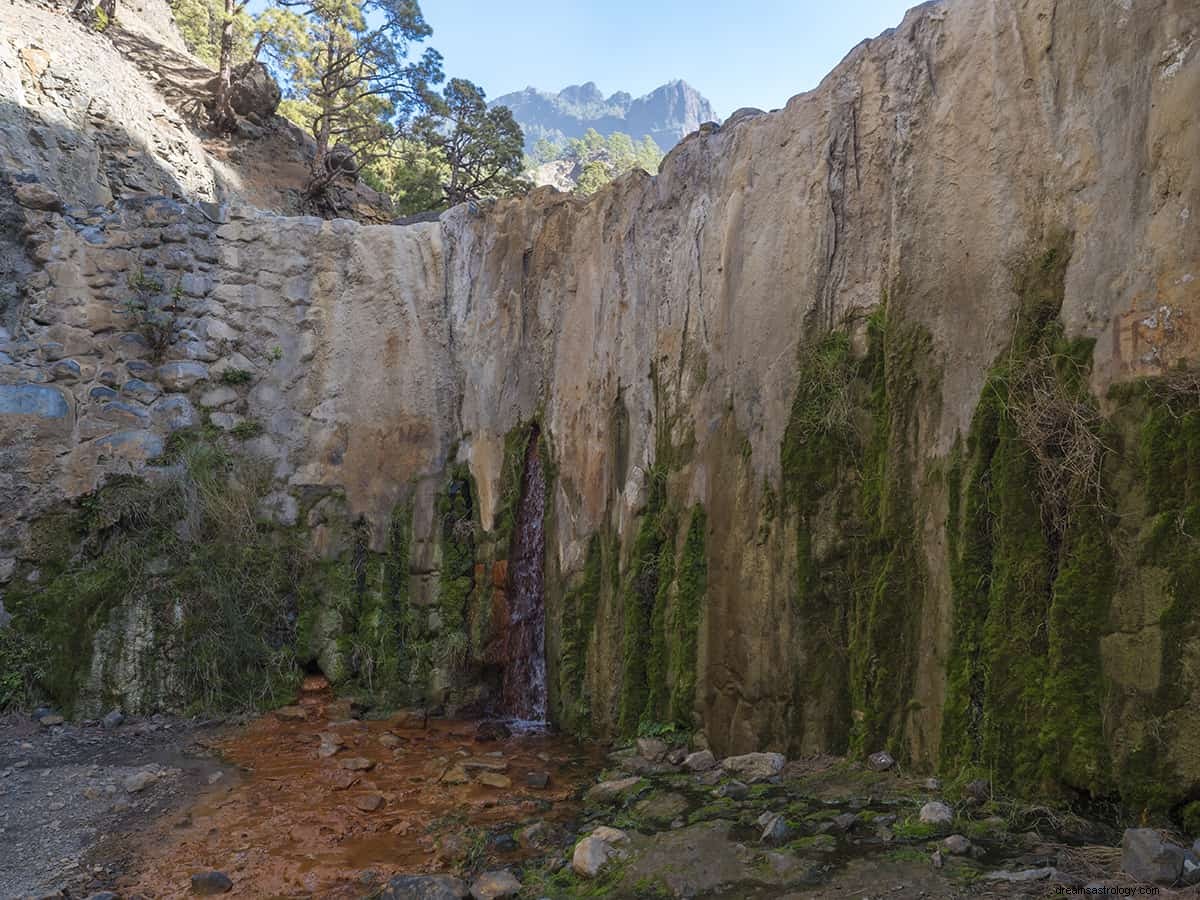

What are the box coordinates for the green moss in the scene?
[558,534,604,731]
[219,368,253,385]
[230,419,263,440]
[940,231,1117,802]
[892,818,942,840]
[779,304,931,756]
[668,507,707,726]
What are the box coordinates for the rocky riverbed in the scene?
[4,680,1193,899]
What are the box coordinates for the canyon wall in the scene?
[2,0,1199,814]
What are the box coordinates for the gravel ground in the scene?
[0,711,231,899]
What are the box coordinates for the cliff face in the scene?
[2,0,1199,814]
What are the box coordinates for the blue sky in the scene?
[419,0,922,115]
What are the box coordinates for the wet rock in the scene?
[721,751,785,781]
[473,720,510,741]
[942,834,972,855]
[275,705,307,721]
[637,737,668,761]
[379,874,469,899]
[190,870,233,894]
[354,793,385,812]
[477,772,511,789]
[469,869,520,899]
[101,709,124,729]
[340,756,375,772]
[867,750,895,771]
[1122,828,1186,884]
[525,770,550,789]
[683,749,717,772]
[573,826,629,877]
[585,775,641,804]
[919,800,954,825]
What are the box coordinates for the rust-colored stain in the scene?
[120,679,602,898]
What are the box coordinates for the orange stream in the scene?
[121,679,602,898]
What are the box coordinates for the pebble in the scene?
[190,869,233,894]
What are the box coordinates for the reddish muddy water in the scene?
[119,678,603,898]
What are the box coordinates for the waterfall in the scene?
[501,428,548,723]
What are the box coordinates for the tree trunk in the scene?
[210,0,237,133]
[307,39,337,196]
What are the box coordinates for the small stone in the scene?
[121,379,160,402]
[832,812,859,832]
[190,870,233,894]
[340,757,375,772]
[666,747,688,766]
[461,756,509,773]
[39,714,65,727]
[85,893,119,900]
[355,793,385,812]
[441,765,469,784]
[964,778,990,802]
[379,874,468,899]
[942,834,972,855]
[275,705,307,721]
[919,800,954,826]
[469,869,521,900]
[867,750,895,771]
[931,849,944,868]
[572,828,628,877]
[477,772,511,789]
[525,771,550,789]
[983,867,1056,882]
[124,769,159,793]
[683,749,717,772]
[158,360,209,391]
[925,777,942,791]
[637,737,668,761]
[379,732,405,749]
[101,709,124,729]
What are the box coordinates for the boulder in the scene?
[636,737,668,761]
[867,750,895,771]
[572,827,629,877]
[683,749,717,772]
[230,61,281,120]
[585,775,641,804]
[721,752,785,781]
[15,182,64,212]
[469,869,521,900]
[918,801,954,825]
[941,834,972,855]
[101,709,124,729]
[1121,828,1186,885]
[759,812,791,844]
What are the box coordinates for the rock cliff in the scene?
[1,0,1198,818]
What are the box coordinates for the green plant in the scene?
[230,420,264,440]
[124,270,175,361]
[220,368,253,385]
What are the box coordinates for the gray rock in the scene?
[683,749,717,772]
[572,826,629,877]
[51,359,82,382]
[40,714,65,727]
[1122,828,1185,885]
[0,383,70,418]
[99,400,151,427]
[925,777,942,790]
[230,60,282,119]
[715,780,748,800]
[90,385,119,401]
[199,386,238,409]
[152,394,198,431]
[919,801,954,826]
[124,769,159,792]
[721,751,785,781]
[190,870,233,894]
[637,737,669,761]
[380,875,469,899]
[832,812,859,832]
[469,869,521,900]
[760,812,791,844]
[102,709,124,729]
[941,834,972,855]
[158,360,209,391]
[867,750,895,771]
[121,379,161,402]
[525,771,550,789]
[983,867,1056,882]
[0,558,14,583]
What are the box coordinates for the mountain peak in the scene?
[492,79,718,154]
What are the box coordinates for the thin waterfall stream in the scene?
[500,428,548,723]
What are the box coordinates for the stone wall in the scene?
[1,0,1198,814]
